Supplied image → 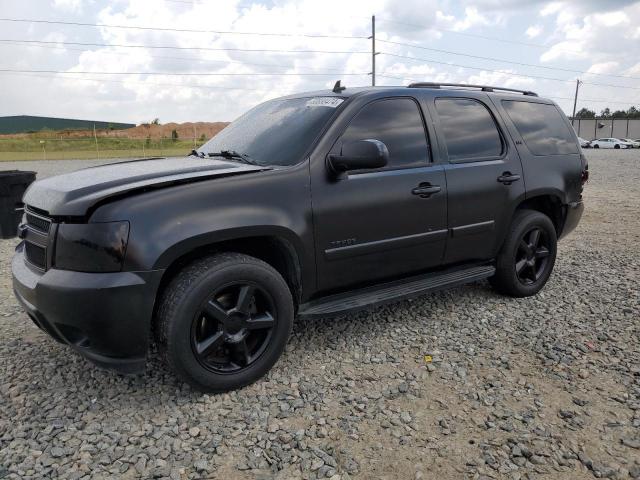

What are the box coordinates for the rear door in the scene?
[494,99,582,206]
[427,94,525,264]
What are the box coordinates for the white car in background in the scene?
[621,138,640,148]
[578,137,591,148]
[590,138,632,149]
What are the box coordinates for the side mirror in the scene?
[328,139,389,175]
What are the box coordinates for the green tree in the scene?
[171,129,179,142]
[151,118,160,125]
[626,106,640,119]
[575,107,595,119]
[600,107,611,118]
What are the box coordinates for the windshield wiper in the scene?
[189,149,205,158]
[207,150,258,165]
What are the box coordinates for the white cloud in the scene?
[541,2,563,16]
[1,0,638,123]
[525,25,543,38]
[452,7,493,31]
[53,0,84,13]
[587,62,620,75]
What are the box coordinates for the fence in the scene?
[0,136,201,161]
[570,118,640,140]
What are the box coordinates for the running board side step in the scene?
[298,265,495,319]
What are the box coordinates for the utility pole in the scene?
[370,15,376,86]
[571,79,582,126]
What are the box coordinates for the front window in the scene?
[198,96,344,166]
[338,97,430,170]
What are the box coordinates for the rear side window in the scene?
[502,101,579,155]
[340,97,429,169]
[434,98,503,161]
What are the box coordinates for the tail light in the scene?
[581,166,589,185]
[580,153,589,187]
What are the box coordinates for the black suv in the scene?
[12,82,587,392]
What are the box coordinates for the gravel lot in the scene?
[1,150,639,480]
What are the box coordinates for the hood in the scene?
[23,156,270,216]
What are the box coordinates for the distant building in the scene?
[571,117,640,140]
[0,115,135,134]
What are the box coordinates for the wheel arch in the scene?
[516,194,566,237]
[153,231,305,318]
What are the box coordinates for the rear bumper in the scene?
[559,200,584,240]
[12,243,164,374]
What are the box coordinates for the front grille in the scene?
[26,212,51,233]
[25,242,46,269]
[23,206,52,271]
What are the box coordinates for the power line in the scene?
[0,39,370,55]
[0,71,266,91]
[0,18,368,40]
[374,17,575,51]
[3,71,637,108]
[379,53,572,83]
[378,55,640,91]
[11,38,637,90]
[543,95,639,106]
[0,41,352,73]
[377,39,640,81]
[0,68,368,77]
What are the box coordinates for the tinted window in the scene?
[435,98,503,161]
[199,96,342,166]
[340,98,429,169]
[502,101,578,155]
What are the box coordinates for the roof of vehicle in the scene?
[280,82,552,102]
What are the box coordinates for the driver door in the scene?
[310,97,448,293]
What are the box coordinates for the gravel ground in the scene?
[1,150,639,480]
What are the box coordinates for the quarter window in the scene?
[340,98,429,169]
[502,100,578,155]
[434,98,503,161]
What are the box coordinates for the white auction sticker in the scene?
[306,97,344,108]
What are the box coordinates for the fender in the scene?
[89,162,317,295]
[153,224,305,271]
[525,186,570,205]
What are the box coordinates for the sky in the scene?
[0,0,639,124]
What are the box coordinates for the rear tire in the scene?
[594,144,599,149]
[156,252,294,392]
[490,210,557,297]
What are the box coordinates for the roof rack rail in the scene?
[407,82,538,97]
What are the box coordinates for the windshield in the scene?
[198,96,344,166]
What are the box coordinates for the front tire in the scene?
[593,144,599,148]
[490,210,557,297]
[614,144,620,149]
[156,253,294,392]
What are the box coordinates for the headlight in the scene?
[55,221,130,272]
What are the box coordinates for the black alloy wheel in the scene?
[191,282,276,373]
[489,209,557,297]
[156,252,294,392]
[514,227,551,286]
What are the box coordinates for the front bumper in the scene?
[12,243,164,373]
[559,200,584,240]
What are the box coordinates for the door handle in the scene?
[497,172,521,185]
[412,184,441,198]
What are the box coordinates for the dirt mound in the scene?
[0,122,230,140]
[113,122,229,140]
